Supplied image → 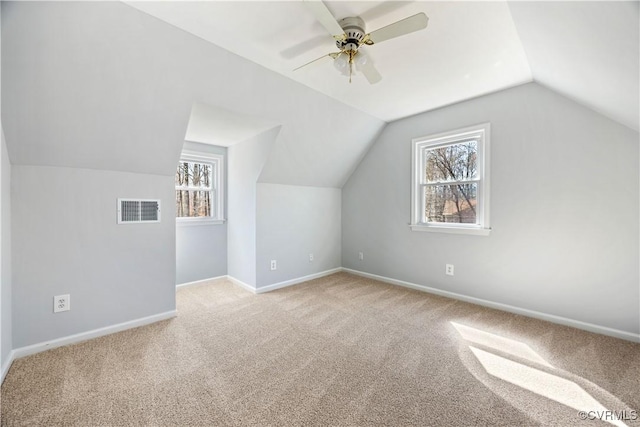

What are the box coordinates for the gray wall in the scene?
[176,223,226,283]
[0,1,11,372]
[342,82,639,334]
[12,166,175,347]
[227,128,279,287]
[176,142,227,284]
[1,129,10,368]
[256,184,341,288]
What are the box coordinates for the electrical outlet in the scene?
[270,260,277,271]
[358,252,364,261]
[446,264,454,276]
[54,294,70,313]
[309,253,314,262]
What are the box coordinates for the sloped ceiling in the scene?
[2,1,637,192]
[185,102,280,147]
[1,1,385,186]
[508,1,639,132]
[125,1,639,131]
[126,1,533,123]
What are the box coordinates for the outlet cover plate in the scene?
[54,294,70,313]
[446,264,454,276]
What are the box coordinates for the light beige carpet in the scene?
[1,272,639,426]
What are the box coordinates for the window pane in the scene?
[425,183,477,223]
[425,140,478,183]
[175,161,212,189]
[175,190,212,218]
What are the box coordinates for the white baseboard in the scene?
[226,275,257,293]
[343,268,640,343]
[255,267,343,294]
[226,268,343,295]
[176,275,226,289]
[11,310,177,362]
[4,266,634,385]
[1,349,16,385]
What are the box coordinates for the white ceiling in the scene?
[124,1,639,131]
[125,1,534,123]
[125,1,640,131]
[508,1,639,132]
[185,102,280,146]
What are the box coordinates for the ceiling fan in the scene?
[295,0,429,84]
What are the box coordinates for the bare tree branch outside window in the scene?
[424,141,478,224]
[175,160,213,218]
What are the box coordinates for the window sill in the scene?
[176,218,226,227]
[409,224,491,236]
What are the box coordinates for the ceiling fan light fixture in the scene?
[354,51,368,70]
[333,53,349,74]
[298,0,429,84]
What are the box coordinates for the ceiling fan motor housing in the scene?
[336,17,366,52]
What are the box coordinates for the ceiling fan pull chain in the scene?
[349,54,353,83]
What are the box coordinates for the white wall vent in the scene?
[117,199,161,224]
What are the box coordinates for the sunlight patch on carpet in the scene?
[450,322,552,368]
[469,346,627,427]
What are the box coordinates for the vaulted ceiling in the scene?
[127,1,639,131]
[2,1,637,192]
[1,1,385,187]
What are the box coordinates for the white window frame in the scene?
[410,123,491,236]
[176,151,225,226]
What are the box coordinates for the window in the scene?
[175,152,224,224]
[411,123,490,235]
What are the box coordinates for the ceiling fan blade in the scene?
[281,35,331,60]
[366,12,428,45]
[303,0,346,39]
[293,52,341,71]
[360,61,382,85]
